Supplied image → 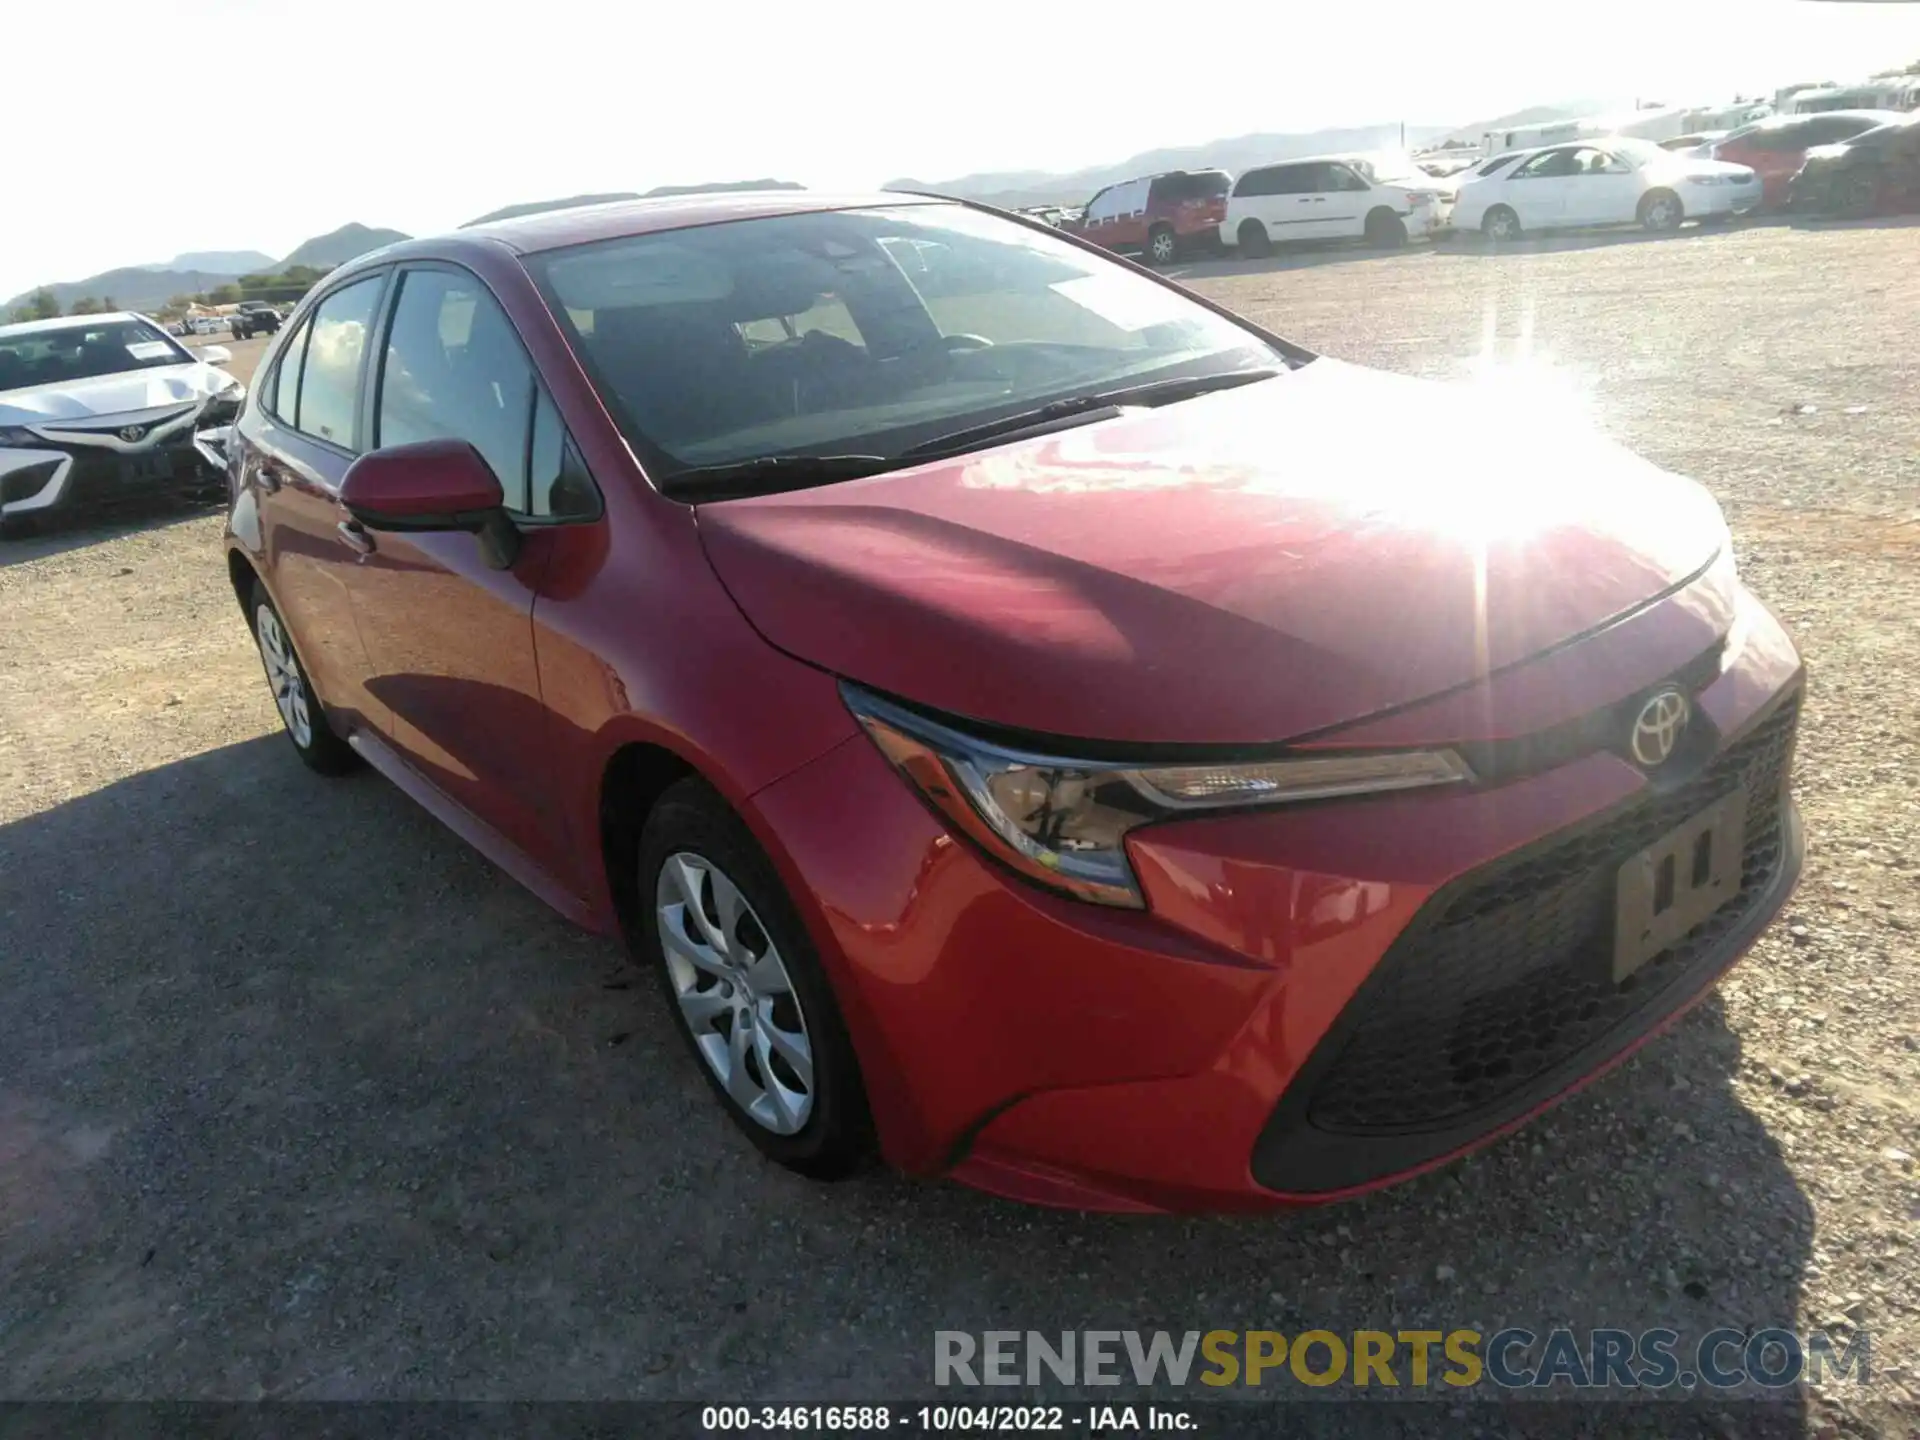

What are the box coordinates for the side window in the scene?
[296,277,384,449]
[1513,148,1575,179]
[1265,166,1310,196]
[376,268,535,512]
[528,390,599,520]
[1323,164,1371,192]
[1812,117,1868,145]
[1083,186,1118,223]
[268,318,311,426]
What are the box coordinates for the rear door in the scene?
[244,273,393,737]
[1259,164,1322,238]
[344,262,601,870]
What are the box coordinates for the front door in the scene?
[1558,147,1643,226]
[342,264,579,869]
[1503,145,1581,227]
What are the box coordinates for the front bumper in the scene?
[748,581,1804,1212]
[1688,181,1763,217]
[0,404,236,520]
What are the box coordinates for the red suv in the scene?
[1710,110,1904,208]
[1066,169,1231,264]
[225,193,1803,1212]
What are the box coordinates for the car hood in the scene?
[1659,156,1756,181]
[0,362,235,424]
[696,359,1730,746]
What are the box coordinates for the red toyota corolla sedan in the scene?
[223,193,1804,1212]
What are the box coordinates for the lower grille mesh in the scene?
[1306,695,1799,1134]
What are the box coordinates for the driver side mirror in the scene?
[200,345,232,366]
[340,438,522,569]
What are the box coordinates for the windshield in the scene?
[0,318,189,392]
[1604,137,1670,168]
[1350,151,1427,184]
[530,203,1285,478]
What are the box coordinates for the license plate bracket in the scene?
[1612,788,1748,983]
[121,452,175,484]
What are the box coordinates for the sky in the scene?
[5,0,1916,299]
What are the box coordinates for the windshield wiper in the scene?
[895,367,1284,463]
[662,454,894,501]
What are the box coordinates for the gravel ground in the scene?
[1,221,1915,1431]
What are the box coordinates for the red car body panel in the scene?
[224,194,1804,1211]
[1713,111,1904,208]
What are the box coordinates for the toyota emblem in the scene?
[1630,689,1690,768]
[118,425,146,443]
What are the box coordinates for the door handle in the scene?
[337,519,375,555]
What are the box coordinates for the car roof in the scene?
[1245,153,1383,171]
[449,190,946,257]
[1755,109,1902,128]
[0,311,146,338]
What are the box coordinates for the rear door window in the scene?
[292,277,384,450]
[268,318,311,423]
[1233,168,1278,198]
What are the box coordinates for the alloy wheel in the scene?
[1150,230,1176,264]
[656,851,815,1135]
[255,604,312,748]
[1646,196,1679,230]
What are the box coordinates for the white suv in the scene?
[1219,153,1449,256]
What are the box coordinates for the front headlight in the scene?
[844,684,1475,908]
[0,426,41,447]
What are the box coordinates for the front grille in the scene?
[1305,693,1799,1134]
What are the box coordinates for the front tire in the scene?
[1146,224,1178,266]
[1640,189,1683,232]
[250,580,358,774]
[1236,219,1272,258]
[637,778,873,1179]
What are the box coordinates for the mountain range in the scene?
[6,223,413,316]
[9,111,1592,316]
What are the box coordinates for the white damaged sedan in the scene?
[0,312,244,534]
[1450,135,1763,240]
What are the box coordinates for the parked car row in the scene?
[1057,156,1454,264]
[1451,135,1762,238]
[166,303,293,338]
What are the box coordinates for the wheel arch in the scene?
[226,545,261,627]
[1640,186,1683,220]
[597,739,701,947]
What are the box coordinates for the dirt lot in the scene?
[2,222,1916,1427]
